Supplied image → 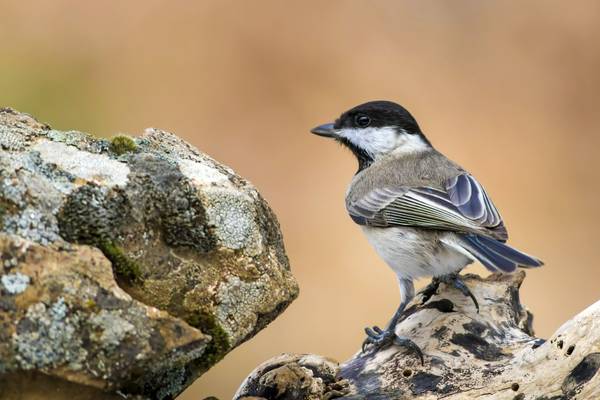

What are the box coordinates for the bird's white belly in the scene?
[360,226,472,280]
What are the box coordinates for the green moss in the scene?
[187,311,230,373]
[98,241,143,284]
[109,135,137,155]
[85,299,97,309]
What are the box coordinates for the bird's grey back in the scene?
[347,149,464,204]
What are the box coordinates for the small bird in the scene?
[311,100,542,362]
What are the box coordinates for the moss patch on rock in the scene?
[110,135,137,155]
[98,241,143,284]
[187,311,230,373]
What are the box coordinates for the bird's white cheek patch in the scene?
[338,127,399,159]
[338,127,428,158]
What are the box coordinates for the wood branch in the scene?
[235,272,600,399]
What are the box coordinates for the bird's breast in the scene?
[359,226,472,280]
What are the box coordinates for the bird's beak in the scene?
[310,123,337,138]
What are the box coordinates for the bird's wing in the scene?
[347,173,508,240]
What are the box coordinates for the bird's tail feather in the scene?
[457,234,543,273]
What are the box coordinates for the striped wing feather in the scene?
[347,173,507,241]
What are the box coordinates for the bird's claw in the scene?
[361,326,394,353]
[361,327,424,365]
[419,280,439,304]
[420,274,479,313]
[450,276,479,313]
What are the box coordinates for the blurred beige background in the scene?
[2,1,599,398]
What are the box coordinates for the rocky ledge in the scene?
[236,273,600,399]
[0,108,299,399]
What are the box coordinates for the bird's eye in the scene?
[355,115,371,128]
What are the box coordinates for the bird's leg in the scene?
[362,279,424,365]
[421,273,479,312]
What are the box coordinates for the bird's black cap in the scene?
[335,100,422,134]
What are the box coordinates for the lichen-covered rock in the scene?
[0,108,299,399]
[0,235,208,393]
[236,273,600,399]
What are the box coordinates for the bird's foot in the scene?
[419,278,441,304]
[421,273,479,313]
[361,326,424,365]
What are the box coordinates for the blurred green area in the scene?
[0,55,105,132]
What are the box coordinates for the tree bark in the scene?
[235,272,600,399]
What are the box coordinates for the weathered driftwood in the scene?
[235,272,600,399]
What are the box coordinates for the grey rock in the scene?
[1,272,30,294]
[0,108,299,399]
